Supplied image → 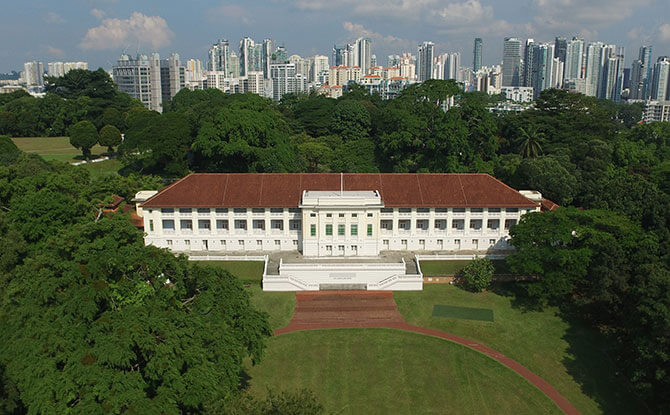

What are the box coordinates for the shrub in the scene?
[459,257,494,292]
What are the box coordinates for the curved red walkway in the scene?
[274,291,580,415]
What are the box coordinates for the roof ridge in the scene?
[457,174,468,205]
[141,173,193,206]
[486,175,540,207]
[222,174,229,205]
[416,174,425,205]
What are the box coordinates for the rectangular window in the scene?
[289,208,300,214]
[167,240,172,246]
[487,219,500,230]
[504,219,517,229]
[417,208,430,213]
[271,220,283,230]
[161,208,174,214]
[185,240,190,247]
[326,213,332,218]
[469,219,482,230]
[270,208,283,213]
[234,208,247,214]
[253,220,265,230]
[339,213,345,218]
[257,240,262,246]
[197,208,210,214]
[275,240,281,246]
[338,224,345,236]
[310,213,317,217]
[381,208,393,213]
[453,208,466,213]
[488,208,501,213]
[367,213,373,217]
[149,220,154,231]
[220,240,226,247]
[351,224,358,236]
[235,220,247,230]
[471,208,483,213]
[310,224,316,236]
[381,220,393,230]
[398,220,410,230]
[435,208,448,213]
[352,213,357,218]
[451,219,464,230]
[239,240,244,246]
[216,219,229,229]
[416,219,429,230]
[215,208,228,214]
[180,208,192,214]
[180,219,193,230]
[289,220,301,230]
[434,219,447,229]
[198,219,211,230]
[399,208,411,213]
[162,219,175,230]
[252,208,265,214]
[367,224,373,236]
[506,208,519,213]
[293,240,298,246]
[325,224,332,235]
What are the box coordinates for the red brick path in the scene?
[274,291,580,415]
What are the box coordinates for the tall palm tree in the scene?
[518,125,545,158]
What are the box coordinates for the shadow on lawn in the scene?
[491,281,647,414]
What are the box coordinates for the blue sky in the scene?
[1,0,669,72]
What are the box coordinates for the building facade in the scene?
[140,173,539,257]
[113,54,163,112]
[502,37,522,87]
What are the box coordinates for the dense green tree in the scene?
[517,125,545,158]
[459,257,494,292]
[0,136,19,166]
[329,100,371,141]
[98,124,122,153]
[100,107,126,131]
[68,120,99,159]
[512,156,578,205]
[298,141,333,172]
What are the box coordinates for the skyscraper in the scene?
[502,37,522,87]
[47,62,65,78]
[333,45,348,66]
[239,37,255,77]
[23,61,44,86]
[522,39,535,87]
[444,52,461,80]
[208,40,230,73]
[599,47,624,102]
[473,38,483,72]
[417,41,435,82]
[353,37,372,74]
[113,54,162,112]
[554,37,568,62]
[310,55,329,83]
[564,37,585,81]
[262,39,276,79]
[651,56,670,101]
[584,42,606,97]
[270,63,306,101]
[160,53,186,105]
[630,45,653,99]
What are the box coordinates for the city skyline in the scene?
[2,0,670,73]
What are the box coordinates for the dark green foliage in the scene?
[0,136,19,166]
[98,124,122,152]
[329,100,371,142]
[68,120,99,159]
[0,151,272,413]
[513,156,578,205]
[208,389,324,414]
[459,257,494,292]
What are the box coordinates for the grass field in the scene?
[420,259,511,275]
[196,261,265,282]
[394,284,644,414]
[80,159,122,178]
[246,286,295,330]
[247,329,561,415]
[12,137,108,163]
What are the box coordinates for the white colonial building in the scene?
[139,173,540,291]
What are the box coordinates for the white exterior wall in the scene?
[143,205,539,255]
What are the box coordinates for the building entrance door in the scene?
[203,240,208,250]
[351,245,358,256]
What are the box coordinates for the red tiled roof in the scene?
[142,173,538,209]
[540,198,559,212]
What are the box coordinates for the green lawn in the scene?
[394,284,644,415]
[420,259,510,275]
[196,261,265,282]
[11,136,108,163]
[247,329,561,415]
[246,286,295,330]
[80,159,122,178]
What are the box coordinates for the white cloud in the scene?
[532,0,652,29]
[342,22,415,50]
[208,2,253,24]
[432,0,493,25]
[45,12,65,24]
[90,8,106,19]
[660,24,670,42]
[79,12,174,51]
[46,45,66,57]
